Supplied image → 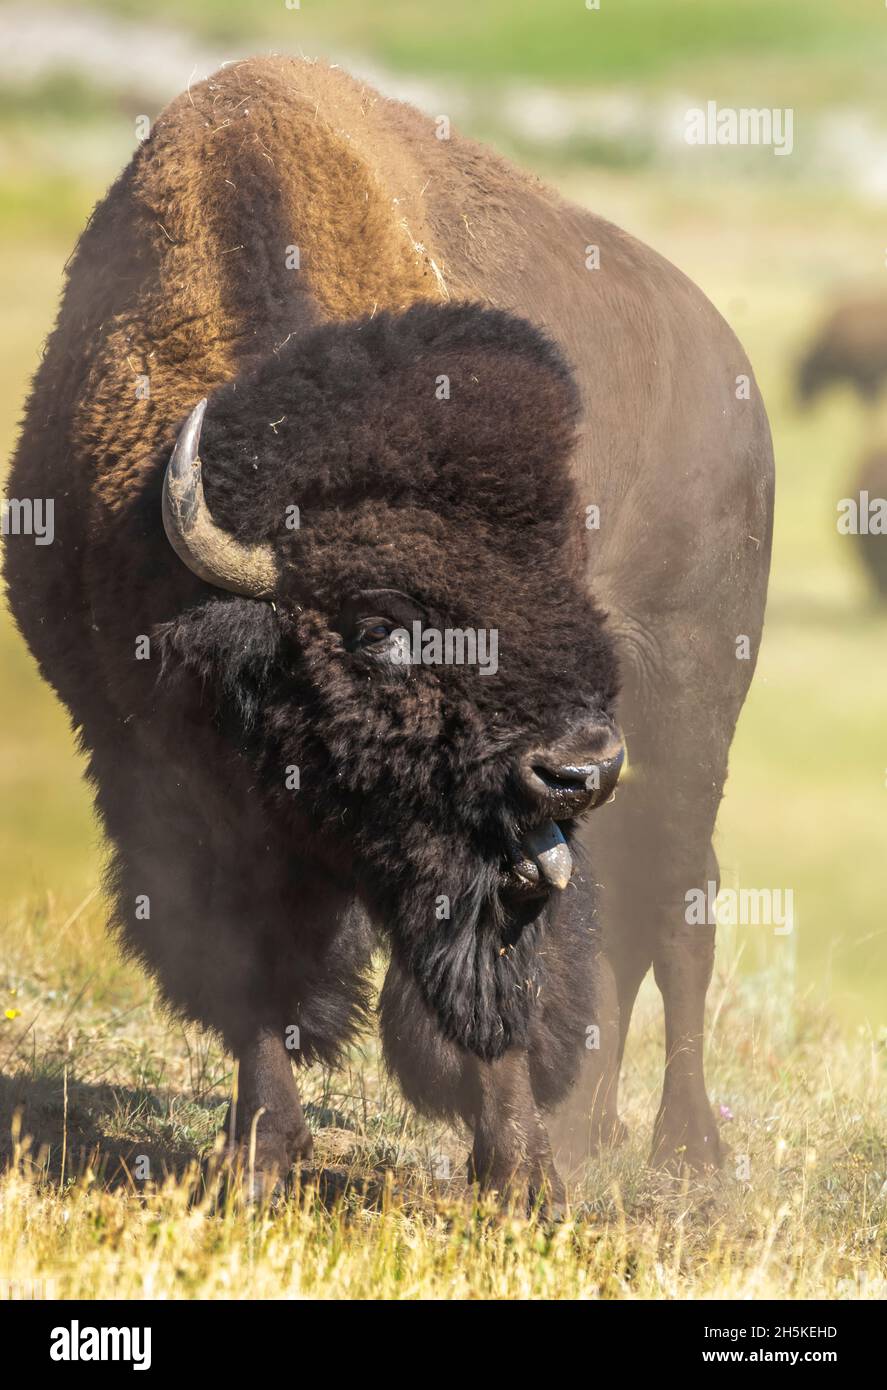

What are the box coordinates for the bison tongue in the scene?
[520,821,572,890]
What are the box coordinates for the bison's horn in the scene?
[162,399,278,597]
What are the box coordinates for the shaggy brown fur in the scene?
[5,57,773,1201]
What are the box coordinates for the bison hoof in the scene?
[588,1113,629,1154]
[226,1127,314,1205]
[466,1155,566,1219]
[240,1164,287,1208]
[550,1113,628,1183]
[650,1108,725,1173]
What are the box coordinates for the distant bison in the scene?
[4,58,773,1203]
[797,292,887,405]
[797,292,887,601]
[844,450,887,598]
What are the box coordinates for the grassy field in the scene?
[0,893,883,1298]
[0,1,885,1301]
[77,0,887,92]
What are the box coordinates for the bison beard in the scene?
[320,824,546,1061]
[385,863,543,1061]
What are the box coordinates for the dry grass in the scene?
[0,893,883,1300]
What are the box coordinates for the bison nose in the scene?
[520,727,625,819]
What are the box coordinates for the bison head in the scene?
[158,302,621,1058]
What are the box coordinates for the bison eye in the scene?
[356,618,396,647]
[337,589,427,655]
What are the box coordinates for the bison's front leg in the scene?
[225,1026,313,1200]
[651,914,724,1172]
[465,1051,565,1212]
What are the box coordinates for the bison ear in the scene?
[162,399,280,597]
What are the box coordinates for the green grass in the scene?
[0,212,101,903]
[80,0,887,85]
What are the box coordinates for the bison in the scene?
[843,450,887,599]
[797,292,887,405]
[796,293,887,601]
[3,57,773,1204]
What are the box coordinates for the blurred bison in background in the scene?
[797,291,887,601]
[3,57,773,1203]
[797,292,887,405]
[842,450,887,598]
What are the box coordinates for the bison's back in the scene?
[3,57,447,729]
